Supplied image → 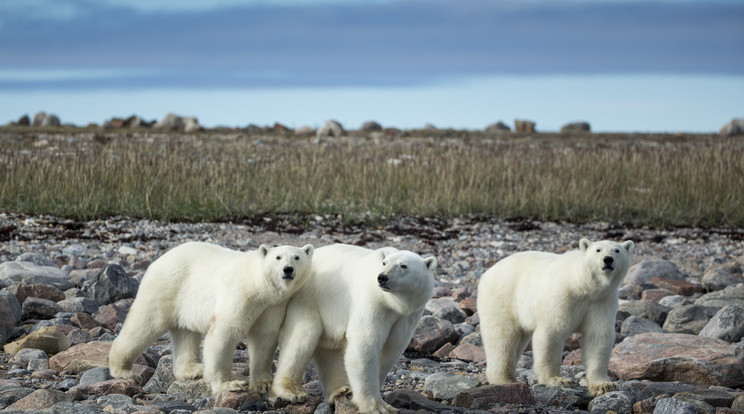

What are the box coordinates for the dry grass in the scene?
[1,129,742,227]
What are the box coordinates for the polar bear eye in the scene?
[276,256,281,260]
[294,255,300,261]
[400,264,407,269]
[596,249,601,253]
[614,249,620,253]
[382,262,386,266]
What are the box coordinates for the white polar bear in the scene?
[271,244,437,414]
[108,241,314,394]
[477,238,634,396]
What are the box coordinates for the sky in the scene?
[1,0,743,132]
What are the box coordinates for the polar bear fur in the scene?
[108,241,314,394]
[477,238,634,396]
[271,244,437,414]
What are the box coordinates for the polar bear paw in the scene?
[354,397,398,414]
[589,381,617,396]
[249,378,273,394]
[542,376,574,388]
[328,386,352,403]
[175,362,204,380]
[271,378,308,403]
[212,379,249,394]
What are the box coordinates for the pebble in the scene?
[0,213,742,413]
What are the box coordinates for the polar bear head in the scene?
[376,250,437,312]
[579,238,634,284]
[259,244,314,292]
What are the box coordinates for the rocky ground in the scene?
[0,212,743,413]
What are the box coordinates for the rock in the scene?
[384,389,452,412]
[650,277,704,296]
[79,366,113,386]
[452,383,536,409]
[3,325,71,354]
[57,297,99,314]
[294,126,315,137]
[7,388,72,411]
[698,304,744,342]
[623,260,685,286]
[695,284,744,308]
[50,341,144,373]
[14,114,30,126]
[702,263,743,292]
[8,283,65,305]
[15,252,56,267]
[0,386,34,409]
[316,120,344,138]
[423,372,481,400]
[653,397,698,414]
[640,288,675,303]
[167,379,211,399]
[70,312,102,330]
[672,392,716,414]
[658,294,693,309]
[95,393,134,412]
[620,315,665,336]
[0,290,22,345]
[70,378,142,398]
[82,264,138,306]
[93,298,132,330]
[66,328,93,345]
[143,355,175,393]
[485,121,511,133]
[662,304,713,334]
[183,116,201,133]
[407,316,459,353]
[425,298,466,324]
[530,383,592,409]
[0,262,74,291]
[514,119,536,133]
[21,297,64,320]
[459,331,482,347]
[587,390,636,414]
[448,343,486,362]
[155,113,184,130]
[360,121,382,132]
[609,332,744,387]
[9,348,48,366]
[719,118,744,136]
[560,122,591,133]
[618,300,669,325]
[213,390,263,410]
[32,112,61,127]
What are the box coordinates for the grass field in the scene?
[1,128,742,227]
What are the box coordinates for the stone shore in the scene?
[0,213,743,413]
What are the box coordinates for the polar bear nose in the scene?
[283,266,295,279]
[603,256,614,265]
[377,274,389,285]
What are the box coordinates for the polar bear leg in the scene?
[272,308,322,402]
[313,347,349,402]
[532,328,572,387]
[203,323,246,394]
[482,324,524,384]
[170,328,204,380]
[344,326,397,414]
[247,304,286,394]
[109,306,169,380]
[581,314,617,396]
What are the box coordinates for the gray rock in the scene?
[79,367,113,386]
[15,253,56,267]
[0,262,74,291]
[82,264,138,306]
[459,331,483,347]
[53,379,78,391]
[143,355,175,393]
[9,348,48,366]
[316,120,344,138]
[485,121,511,133]
[167,379,211,399]
[27,358,50,371]
[658,294,693,309]
[531,383,592,409]
[618,300,669,325]
[653,397,698,414]
[623,260,685,286]
[702,263,743,292]
[21,297,64,320]
[621,315,665,336]
[587,390,636,414]
[425,297,466,324]
[423,372,481,400]
[314,402,333,414]
[57,297,99,314]
[719,118,744,136]
[0,386,34,409]
[695,284,744,308]
[49,401,106,413]
[155,113,185,130]
[663,304,713,334]
[0,290,22,344]
[96,394,133,411]
[561,122,591,133]
[360,121,382,132]
[698,304,744,343]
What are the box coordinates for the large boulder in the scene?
[698,304,744,343]
[0,262,74,291]
[719,118,744,136]
[514,119,536,133]
[609,332,744,387]
[0,290,22,345]
[560,122,591,133]
[82,264,138,306]
[622,259,685,286]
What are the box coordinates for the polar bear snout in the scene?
[602,256,614,271]
[377,273,391,290]
[282,266,295,280]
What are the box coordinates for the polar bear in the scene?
[271,244,437,414]
[108,241,314,394]
[477,238,634,396]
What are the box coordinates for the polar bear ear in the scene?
[424,256,438,272]
[579,238,592,252]
[302,244,314,258]
[622,240,635,254]
[259,244,270,257]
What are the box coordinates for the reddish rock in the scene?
[448,343,486,362]
[641,288,675,303]
[452,383,536,409]
[8,389,71,410]
[71,312,102,330]
[563,349,582,366]
[94,299,132,330]
[407,316,459,353]
[285,396,323,414]
[71,378,142,398]
[214,390,263,409]
[50,342,145,373]
[8,283,65,305]
[459,297,477,315]
[432,343,455,358]
[609,333,744,387]
[651,277,704,296]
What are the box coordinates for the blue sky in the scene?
[1,0,743,132]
